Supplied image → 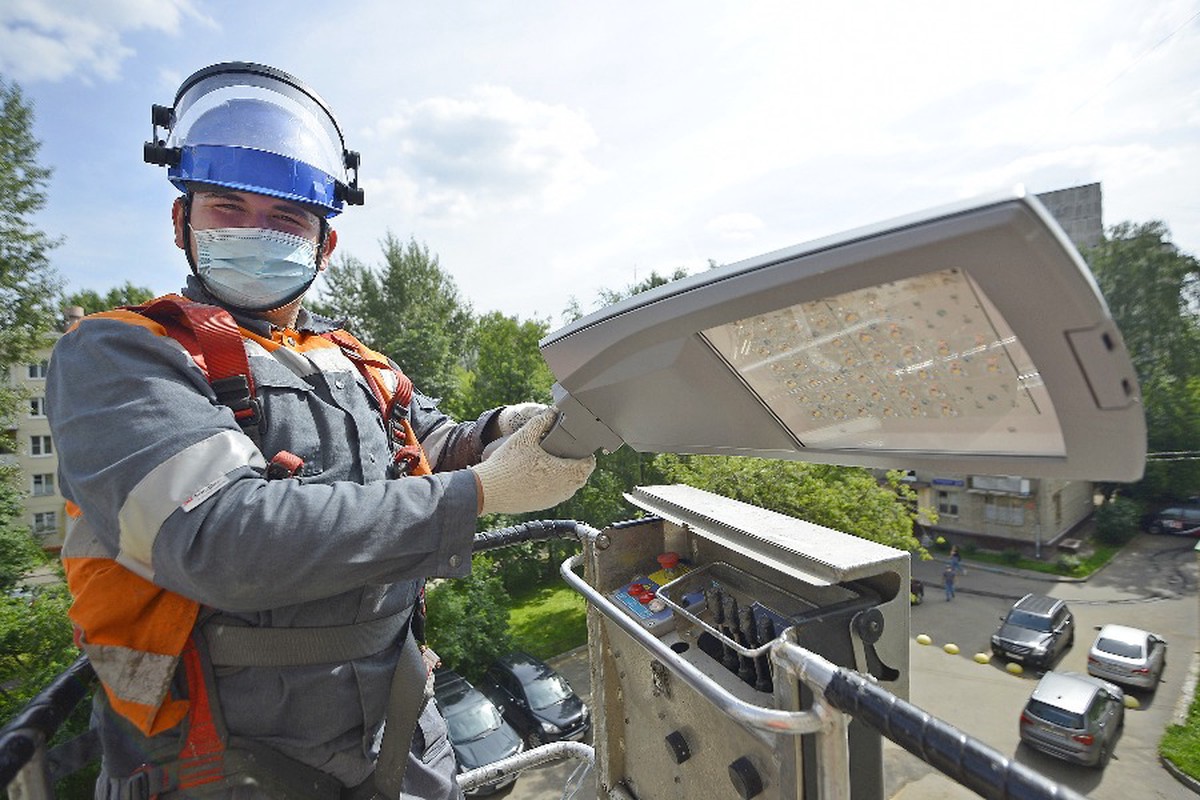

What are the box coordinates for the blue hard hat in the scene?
[145,62,363,217]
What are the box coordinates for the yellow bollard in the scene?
[943,643,960,655]
[1005,662,1024,675]
[974,652,990,664]
[916,634,933,646]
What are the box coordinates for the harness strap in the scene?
[344,625,429,800]
[201,606,412,668]
[128,296,264,447]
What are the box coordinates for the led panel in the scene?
[701,269,1061,456]
[539,189,1145,481]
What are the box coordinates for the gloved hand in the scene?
[482,402,550,460]
[470,409,595,515]
[496,402,549,437]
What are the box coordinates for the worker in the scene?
[46,62,595,800]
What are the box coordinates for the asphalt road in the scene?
[891,532,1198,800]
[497,533,1198,800]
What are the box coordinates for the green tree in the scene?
[424,555,513,681]
[446,311,554,421]
[0,76,63,449]
[64,282,156,314]
[654,455,925,551]
[566,268,690,322]
[0,467,44,591]
[1093,495,1142,547]
[1086,222,1200,500]
[0,76,89,795]
[313,235,473,403]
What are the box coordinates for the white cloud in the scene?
[706,212,765,242]
[363,85,603,223]
[0,0,209,83]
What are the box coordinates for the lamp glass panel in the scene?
[700,268,1066,456]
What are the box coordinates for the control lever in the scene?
[709,589,740,671]
[753,614,775,693]
[736,606,758,685]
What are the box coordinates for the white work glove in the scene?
[471,409,595,515]
[483,402,549,459]
[497,402,549,436]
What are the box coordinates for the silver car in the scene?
[1019,671,1124,768]
[1087,624,1167,690]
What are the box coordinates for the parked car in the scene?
[432,670,523,796]
[479,651,591,748]
[990,593,1075,669]
[1146,505,1200,536]
[1019,671,1124,767]
[1087,624,1167,690]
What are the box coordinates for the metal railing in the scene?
[3,520,1088,800]
[0,656,98,799]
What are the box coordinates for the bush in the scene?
[1095,497,1142,546]
[1055,554,1081,574]
[1000,548,1022,565]
[425,555,513,681]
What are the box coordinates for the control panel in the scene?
[583,485,910,800]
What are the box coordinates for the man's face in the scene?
[173,188,336,265]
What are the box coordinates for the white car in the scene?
[1086,624,1166,690]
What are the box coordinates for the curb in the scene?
[1162,756,1200,796]
[1160,649,1200,795]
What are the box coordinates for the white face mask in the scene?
[193,227,319,311]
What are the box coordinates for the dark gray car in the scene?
[991,594,1075,669]
[479,651,591,748]
[1019,671,1124,767]
[433,670,524,796]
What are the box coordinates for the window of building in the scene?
[30,435,53,456]
[27,361,48,379]
[937,490,959,516]
[984,495,1025,526]
[29,396,47,417]
[32,473,55,496]
[33,511,57,535]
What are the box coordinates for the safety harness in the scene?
[80,295,436,799]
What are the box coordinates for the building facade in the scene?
[2,308,84,552]
[2,343,66,551]
[909,473,1096,554]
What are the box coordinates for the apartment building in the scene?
[3,349,62,550]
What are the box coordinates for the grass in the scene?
[503,581,588,661]
[952,543,1121,578]
[1161,690,1200,781]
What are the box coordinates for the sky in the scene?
[3,1,1199,329]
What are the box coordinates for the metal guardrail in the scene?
[3,520,1089,800]
[0,655,97,799]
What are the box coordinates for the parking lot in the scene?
[891,533,1198,799]
[505,533,1198,799]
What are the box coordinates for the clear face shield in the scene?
[146,62,363,217]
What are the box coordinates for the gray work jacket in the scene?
[48,282,490,798]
